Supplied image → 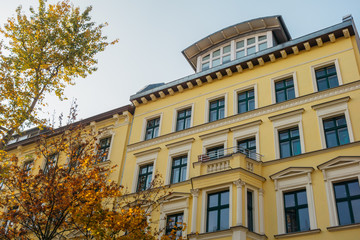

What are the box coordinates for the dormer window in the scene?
[199,32,271,72]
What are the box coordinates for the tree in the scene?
[0,0,116,150]
[0,118,177,240]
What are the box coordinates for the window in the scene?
[236,35,268,59]
[209,98,225,122]
[323,115,350,148]
[247,191,254,232]
[166,213,183,238]
[137,164,153,192]
[201,45,231,71]
[207,190,229,232]
[97,137,111,162]
[315,65,339,91]
[284,189,310,233]
[171,156,187,184]
[145,118,160,140]
[278,127,301,158]
[44,154,57,174]
[238,89,255,113]
[333,180,360,226]
[207,145,224,161]
[237,138,256,160]
[23,160,34,176]
[176,108,191,131]
[275,78,295,103]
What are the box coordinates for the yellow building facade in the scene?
[6,15,360,240]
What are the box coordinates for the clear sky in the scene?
[1,0,360,123]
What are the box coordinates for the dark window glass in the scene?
[23,160,34,176]
[171,156,187,184]
[284,189,310,233]
[44,154,57,174]
[315,65,339,91]
[209,98,225,122]
[238,89,255,113]
[176,108,191,131]
[137,164,153,192]
[207,146,224,160]
[166,213,183,237]
[238,138,256,160]
[279,128,301,158]
[275,78,295,103]
[145,118,160,140]
[247,191,254,231]
[334,180,360,225]
[97,137,111,162]
[207,190,229,232]
[323,115,350,148]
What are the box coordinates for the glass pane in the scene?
[327,66,336,74]
[348,181,360,196]
[213,49,220,57]
[182,157,187,164]
[248,90,254,97]
[258,35,267,41]
[212,58,220,67]
[236,50,245,59]
[222,55,231,64]
[153,127,159,138]
[247,46,256,55]
[259,42,267,51]
[336,116,346,126]
[323,119,335,130]
[248,99,255,111]
[145,175,152,189]
[276,90,286,103]
[285,79,294,86]
[178,111,185,118]
[236,40,244,49]
[247,37,255,45]
[180,167,187,182]
[220,208,229,230]
[287,87,295,100]
[315,69,326,78]
[209,194,218,208]
[292,139,301,155]
[238,92,246,100]
[325,130,338,148]
[176,119,184,131]
[148,165,153,172]
[284,193,295,207]
[337,201,352,225]
[218,99,225,106]
[239,102,246,113]
[351,199,360,223]
[223,45,231,53]
[185,118,191,129]
[219,108,224,119]
[207,210,218,232]
[297,191,308,205]
[221,191,229,205]
[285,208,297,232]
[279,131,289,141]
[329,75,339,88]
[298,208,310,231]
[280,142,291,158]
[209,110,217,122]
[172,168,180,183]
[317,78,328,91]
[290,129,299,138]
[202,62,209,71]
[275,81,284,89]
[174,159,181,166]
[334,184,347,199]
[154,118,160,125]
[210,101,218,108]
[141,167,147,174]
[338,128,350,145]
[203,54,210,61]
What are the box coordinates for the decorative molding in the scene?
[311,96,350,110]
[190,188,199,197]
[230,120,262,132]
[268,108,305,121]
[127,81,360,152]
[165,138,195,149]
[270,167,314,180]
[199,128,229,140]
[317,155,360,170]
[133,147,161,157]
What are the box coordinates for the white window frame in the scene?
[172,103,194,132]
[235,32,271,59]
[270,110,305,159]
[318,156,360,227]
[205,93,228,123]
[312,97,354,149]
[271,167,317,235]
[200,129,229,155]
[233,84,258,114]
[165,138,193,185]
[132,148,160,193]
[310,59,343,92]
[231,120,261,158]
[200,184,233,233]
[270,72,299,104]
[141,113,163,141]
[244,185,259,233]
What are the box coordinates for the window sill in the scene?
[274,229,321,239]
[327,223,360,232]
[95,159,111,167]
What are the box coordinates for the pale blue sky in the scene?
[1,0,360,122]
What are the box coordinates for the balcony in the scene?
[198,146,262,162]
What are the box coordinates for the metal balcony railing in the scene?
[198,146,262,162]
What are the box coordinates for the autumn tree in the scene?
[0,117,177,240]
[0,0,116,150]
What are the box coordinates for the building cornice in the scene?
[127,80,360,152]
